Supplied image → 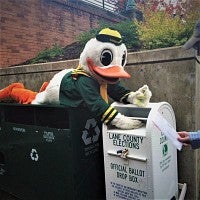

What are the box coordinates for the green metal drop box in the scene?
[0,103,105,200]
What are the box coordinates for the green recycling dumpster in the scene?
[0,103,105,200]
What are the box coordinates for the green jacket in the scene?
[59,71,130,125]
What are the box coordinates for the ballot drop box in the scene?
[103,102,179,200]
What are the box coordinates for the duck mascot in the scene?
[0,28,152,129]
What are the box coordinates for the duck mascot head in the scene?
[0,28,152,129]
[79,28,130,84]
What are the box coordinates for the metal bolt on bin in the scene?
[102,102,187,200]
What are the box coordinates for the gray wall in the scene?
[0,46,199,199]
[123,46,200,200]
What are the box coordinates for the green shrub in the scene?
[30,44,64,64]
[136,10,192,49]
[77,20,141,51]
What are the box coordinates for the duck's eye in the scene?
[100,49,113,66]
[122,51,127,67]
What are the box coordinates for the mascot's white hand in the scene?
[111,113,143,130]
[127,85,152,107]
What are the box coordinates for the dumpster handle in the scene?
[107,150,147,162]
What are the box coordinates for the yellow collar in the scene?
[72,65,108,103]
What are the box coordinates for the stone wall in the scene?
[0,0,124,68]
[123,46,200,200]
[0,46,199,199]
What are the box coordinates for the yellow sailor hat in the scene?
[96,28,122,45]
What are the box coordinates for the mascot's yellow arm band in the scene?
[101,106,118,125]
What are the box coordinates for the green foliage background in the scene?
[77,20,141,51]
[28,7,199,64]
[30,44,64,64]
[136,11,190,49]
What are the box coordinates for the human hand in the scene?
[177,131,191,146]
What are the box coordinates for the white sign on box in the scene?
[152,111,183,151]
